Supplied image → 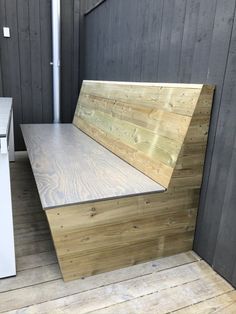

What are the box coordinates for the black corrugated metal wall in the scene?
[83,0,236,288]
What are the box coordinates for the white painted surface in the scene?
[9,112,15,162]
[3,27,10,38]
[0,98,16,278]
[0,97,12,137]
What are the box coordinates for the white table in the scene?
[0,97,16,278]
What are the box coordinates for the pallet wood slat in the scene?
[22,80,214,281]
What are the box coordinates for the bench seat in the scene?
[22,81,214,281]
[21,124,164,209]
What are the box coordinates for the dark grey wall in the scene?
[60,0,80,123]
[60,0,104,123]
[0,0,52,150]
[0,0,102,149]
[84,0,236,287]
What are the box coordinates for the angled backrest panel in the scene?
[73,81,214,188]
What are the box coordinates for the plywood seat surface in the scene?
[21,123,165,209]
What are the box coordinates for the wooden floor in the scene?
[0,152,235,313]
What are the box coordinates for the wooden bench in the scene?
[21,81,214,281]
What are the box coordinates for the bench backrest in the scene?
[73,81,214,189]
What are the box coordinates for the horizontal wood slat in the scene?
[73,81,214,188]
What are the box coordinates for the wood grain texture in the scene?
[3,153,235,313]
[21,124,164,209]
[22,80,214,281]
[50,81,214,280]
[73,81,214,188]
[46,187,199,281]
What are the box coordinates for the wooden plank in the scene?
[194,0,236,265]
[167,0,187,82]
[15,239,54,258]
[86,274,232,314]
[0,264,61,293]
[3,153,234,313]
[157,0,175,81]
[81,3,236,284]
[179,0,201,82]
[212,131,236,286]
[46,186,199,281]
[21,124,164,209]
[173,290,236,313]
[16,251,57,272]
[40,0,53,123]
[0,259,211,313]
[4,0,24,150]
[29,0,43,123]
[140,0,164,81]
[17,0,33,125]
[190,0,217,83]
[74,81,213,188]
[61,0,73,122]
[6,261,233,314]
[0,0,52,149]
[72,0,80,115]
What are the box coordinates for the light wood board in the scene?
[73,81,214,188]
[21,124,164,209]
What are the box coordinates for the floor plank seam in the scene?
[15,262,59,275]
[15,249,55,259]
[0,259,199,296]
[83,278,202,314]
[0,260,201,312]
[168,290,235,313]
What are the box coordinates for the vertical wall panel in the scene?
[40,0,53,123]
[167,0,187,82]
[5,0,23,148]
[17,0,33,124]
[140,0,164,81]
[190,0,217,83]
[60,0,99,122]
[0,0,52,150]
[179,0,200,82]
[0,0,92,149]
[29,0,43,123]
[157,0,175,81]
[60,0,74,122]
[194,0,236,264]
[83,0,236,287]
